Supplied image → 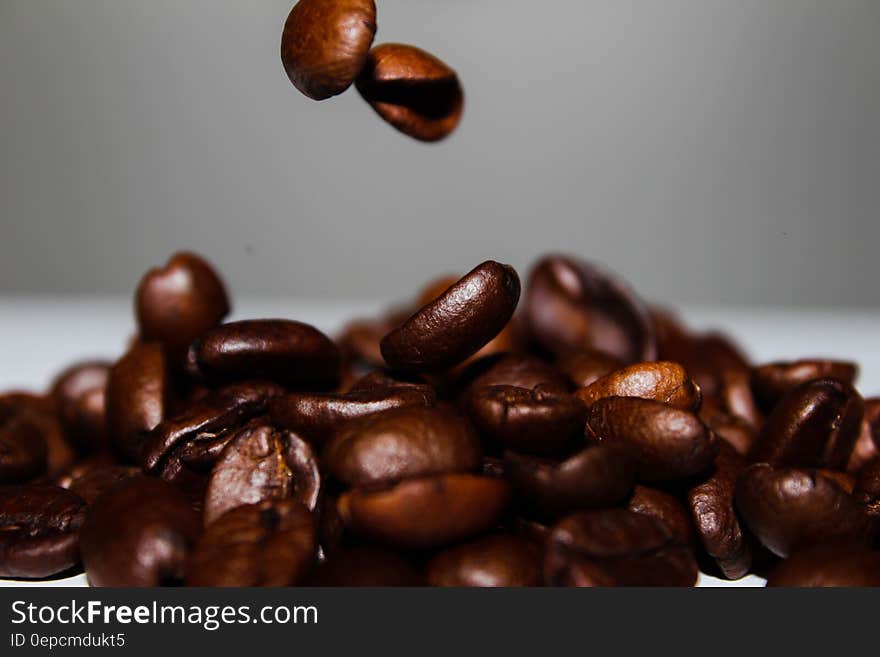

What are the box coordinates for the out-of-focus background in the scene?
[1,0,878,306]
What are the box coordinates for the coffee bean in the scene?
[427,534,541,587]
[848,398,880,472]
[585,397,717,482]
[735,463,874,558]
[49,361,111,453]
[135,252,230,362]
[0,485,86,578]
[2,393,74,479]
[338,318,394,369]
[466,385,586,456]
[629,485,695,548]
[0,405,48,484]
[203,422,320,525]
[281,0,376,100]
[752,359,858,411]
[356,43,464,142]
[322,406,480,488]
[748,378,864,469]
[186,319,340,387]
[766,543,880,587]
[55,459,140,505]
[381,261,520,373]
[658,328,751,400]
[576,361,701,411]
[699,401,756,456]
[305,546,423,586]
[459,353,570,400]
[854,457,880,518]
[187,499,315,586]
[556,349,624,388]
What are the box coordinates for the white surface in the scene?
[2,297,879,588]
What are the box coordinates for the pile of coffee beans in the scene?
[280,0,463,142]
[1,251,879,587]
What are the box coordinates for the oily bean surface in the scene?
[628,485,694,548]
[766,543,880,587]
[576,361,700,410]
[55,460,141,505]
[556,349,623,388]
[50,361,111,453]
[752,359,858,411]
[460,354,570,400]
[427,534,541,587]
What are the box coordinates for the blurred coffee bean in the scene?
[2,393,74,479]
[0,404,48,484]
[699,400,756,456]
[305,546,423,586]
[337,318,392,369]
[460,354,570,400]
[766,543,880,587]
[752,359,858,412]
[854,457,880,518]
[556,349,623,388]
[55,459,140,505]
[629,485,694,548]
[848,398,880,472]
[576,361,701,411]
[427,534,541,587]
[50,361,111,453]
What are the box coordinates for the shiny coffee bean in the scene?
[305,546,423,586]
[80,476,200,586]
[345,369,433,394]
[381,261,520,373]
[135,252,230,362]
[628,485,694,548]
[50,361,111,453]
[270,385,435,446]
[699,400,756,456]
[848,398,880,472]
[735,463,873,558]
[356,43,464,142]
[105,341,169,464]
[427,534,541,587]
[460,354,570,399]
[523,256,656,363]
[0,406,47,484]
[323,406,480,488]
[503,444,635,516]
[686,442,751,579]
[186,319,340,387]
[585,397,717,482]
[281,0,377,100]
[854,457,880,518]
[576,361,701,411]
[748,378,864,469]
[658,328,750,399]
[766,543,880,587]
[203,422,320,525]
[752,359,858,411]
[544,509,698,587]
[187,499,315,586]
[340,473,510,549]
[466,385,587,456]
[55,459,140,505]
[0,485,86,578]
[556,349,624,389]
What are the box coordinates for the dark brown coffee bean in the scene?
[427,534,541,587]
[381,261,520,373]
[699,400,756,456]
[544,509,698,587]
[50,361,111,453]
[135,252,230,362]
[340,473,510,549]
[848,398,880,472]
[345,369,434,394]
[204,422,320,525]
[523,256,656,363]
[658,328,750,397]
[629,485,694,548]
[2,393,74,479]
[686,442,751,579]
[322,406,480,489]
[752,359,858,411]
[460,354,570,399]
[715,367,763,431]
[337,318,392,369]
[735,463,873,558]
[766,543,880,587]
[0,485,86,578]
[556,349,624,388]
[270,385,435,447]
[305,546,423,586]
[466,385,586,456]
[106,341,169,464]
[748,378,864,469]
[503,444,635,516]
[80,476,200,586]
[186,319,340,387]
[187,499,315,586]
[281,0,376,100]
[585,397,717,482]
[854,457,880,518]
[576,361,701,411]
[356,43,464,142]
[0,406,47,484]
[55,459,140,505]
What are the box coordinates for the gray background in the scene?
[1,0,878,306]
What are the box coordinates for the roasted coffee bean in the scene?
[339,473,509,549]
[752,359,858,411]
[270,385,435,446]
[187,499,315,586]
[50,361,111,453]
[0,406,48,484]
[629,485,694,548]
[356,43,464,142]
[186,319,340,387]
[105,341,169,464]
[135,252,230,362]
[766,543,880,587]
[305,546,423,586]
[345,369,433,394]
[576,361,701,411]
[322,406,480,488]
[523,256,656,363]
[748,378,863,469]
[699,401,756,456]
[466,385,586,456]
[460,354,570,399]
[854,457,880,518]
[735,463,874,558]
[427,534,541,587]
[2,393,74,479]
[80,476,200,586]
[338,318,392,369]
[556,349,623,388]
[585,397,717,482]
[686,442,751,579]
[281,0,376,100]
[715,368,763,431]
[55,459,140,505]
[848,398,880,472]
[381,261,520,373]
[0,485,86,578]
[544,509,698,587]
[203,422,320,525]
[658,328,750,398]
[503,444,635,516]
